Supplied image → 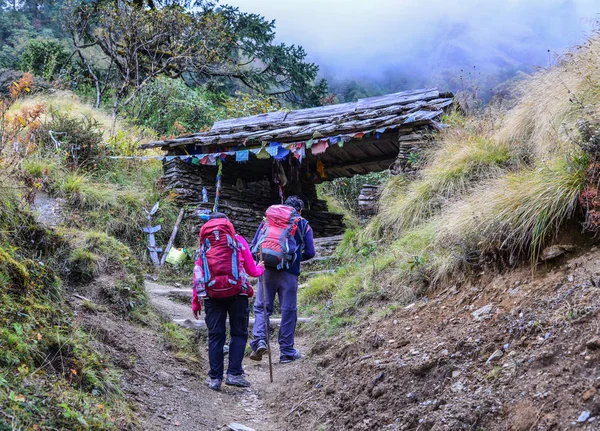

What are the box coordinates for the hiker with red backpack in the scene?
[249,196,315,364]
[191,213,264,391]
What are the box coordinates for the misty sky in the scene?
[224,0,599,93]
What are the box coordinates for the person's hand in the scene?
[257,260,265,269]
[193,309,200,320]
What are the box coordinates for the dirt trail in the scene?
[78,236,341,431]
[133,279,312,431]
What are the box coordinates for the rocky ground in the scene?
[272,247,600,430]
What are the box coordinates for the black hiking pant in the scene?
[204,294,249,379]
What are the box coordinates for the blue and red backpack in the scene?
[253,205,300,270]
[196,218,249,299]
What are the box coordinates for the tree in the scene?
[20,38,69,80]
[63,0,327,129]
[193,5,328,107]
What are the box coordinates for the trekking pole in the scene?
[260,251,274,383]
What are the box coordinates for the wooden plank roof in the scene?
[140,88,453,150]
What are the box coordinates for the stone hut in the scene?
[140,88,453,238]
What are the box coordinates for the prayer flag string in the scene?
[110,124,401,163]
[213,157,223,213]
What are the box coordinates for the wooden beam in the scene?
[160,207,185,266]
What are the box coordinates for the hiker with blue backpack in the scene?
[250,196,315,364]
[191,213,264,391]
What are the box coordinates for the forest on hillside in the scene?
[0,0,331,138]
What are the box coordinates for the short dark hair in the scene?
[285,195,304,212]
[210,212,229,220]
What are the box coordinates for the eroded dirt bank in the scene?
[272,249,600,430]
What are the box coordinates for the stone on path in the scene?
[486,349,504,364]
[472,304,493,321]
[228,423,256,431]
[577,411,591,423]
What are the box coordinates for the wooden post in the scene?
[143,202,161,266]
[260,251,274,383]
[143,225,162,266]
[160,207,185,266]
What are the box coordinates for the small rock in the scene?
[541,245,575,261]
[577,411,591,423]
[404,326,412,331]
[472,304,493,321]
[586,338,600,350]
[451,382,465,393]
[228,423,256,431]
[452,370,461,378]
[393,319,398,325]
[583,388,597,401]
[440,349,449,356]
[371,385,386,398]
[568,275,574,282]
[486,350,504,364]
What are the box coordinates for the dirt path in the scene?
[131,279,311,431]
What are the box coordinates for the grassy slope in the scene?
[302,32,600,332]
[1,91,199,429]
[0,187,142,429]
[16,92,198,263]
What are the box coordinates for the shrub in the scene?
[378,127,515,236]
[20,38,69,81]
[126,76,225,136]
[35,109,106,169]
[22,156,58,178]
[436,153,587,277]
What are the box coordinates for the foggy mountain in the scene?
[225,0,599,100]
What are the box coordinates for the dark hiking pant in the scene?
[251,268,298,359]
[204,295,249,379]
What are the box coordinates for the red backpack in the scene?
[197,218,246,299]
[253,205,300,269]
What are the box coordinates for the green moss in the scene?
[0,247,30,290]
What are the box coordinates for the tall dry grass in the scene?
[377,119,515,235]
[310,32,600,318]
[496,35,600,161]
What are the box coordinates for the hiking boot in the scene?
[225,374,251,388]
[280,349,301,364]
[206,377,222,391]
[249,340,268,361]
